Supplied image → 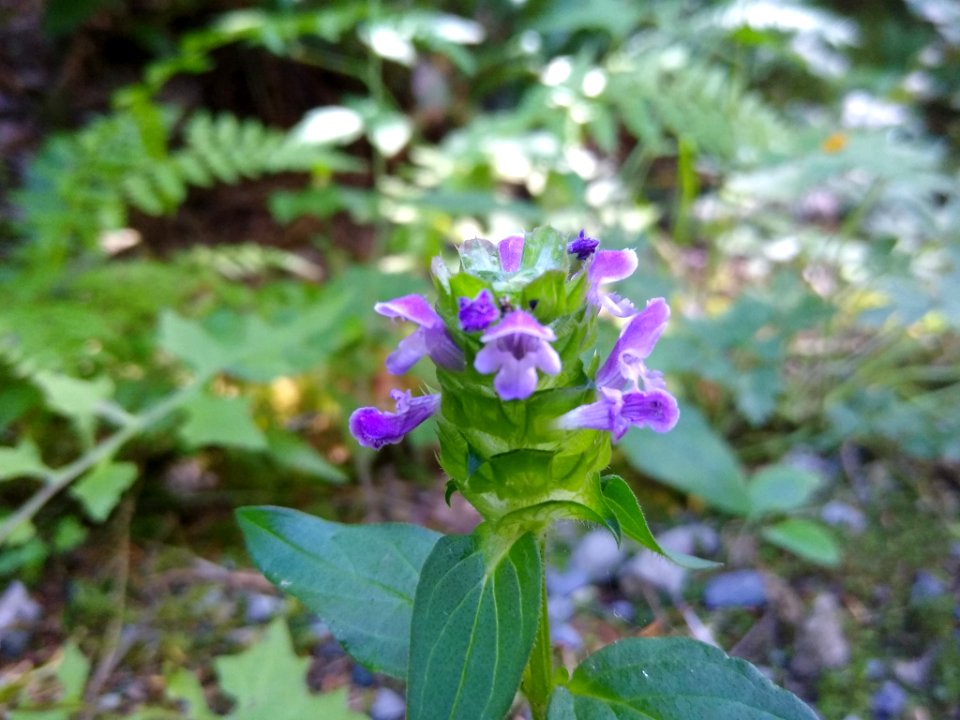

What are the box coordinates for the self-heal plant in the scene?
[238,227,818,720]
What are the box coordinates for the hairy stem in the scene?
[523,536,554,720]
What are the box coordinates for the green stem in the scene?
[523,536,554,720]
[0,381,204,546]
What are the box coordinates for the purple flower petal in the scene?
[374,294,441,327]
[375,293,464,373]
[622,389,679,433]
[498,235,525,272]
[556,387,631,440]
[458,289,500,332]
[587,249,638,317]
[480,309,556,342]
[556,387,678,440]
[349,390,441,449]
[596,298,670,389]
[567,230,600,260]
[474,310,561,400]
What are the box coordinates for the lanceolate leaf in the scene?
[407,531,542,720]
[601,475,718,569]
[548,638,818,720]
[237,506,440,678]
[761,518,840,567]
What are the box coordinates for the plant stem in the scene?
[0,382,203,546]
[522,536,554,720]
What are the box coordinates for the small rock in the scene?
[608,599,635,623]
[703,570,768,609]
[618,524,716,599]
[370,688,405,720]
[866,659,887,680]
[791,593,850,678]
[0,581,41,630]
[0,581,41,659]
[547,595,575,624]
[620,551,687,599]
[244,592,284,624]
[870,680,907,720]
[551,623,583,650]
[893,653,934,689]
[546,567,590,597]
[352,664,375,687]
[910,571,945,605]
[570,530,624,583]
[821,501,867,534]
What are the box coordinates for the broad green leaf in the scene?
[158,311,231,375]
[601,476,718,569]
[619,406,751,515]
[407,530,541,720]
[166,668,218,720]
[34,372,113,420]
[761,519,841,567]
[237,506,440,678]
[0,440,49,481]
[69,461,138,522]
[179,393,267,450]
[215,619,366,720]
[547,638,818,720]
[265,429,347,484]
[8,641,90,720]
[747,465,822,518]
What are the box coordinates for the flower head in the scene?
[474,310,561,400]
[458,289,500,332]
[349,390,441,449]
[587,249,639,317]
[375,294,464,374]
[567,230,600,260]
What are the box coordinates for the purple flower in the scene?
[557,387,678,440]
[595,298,670,392]
[498,235,525,272]
[375,294,464,374]
[475,310,561,400]
[567,230,600,260]
[349,390,441,449]
[458,289,500,332]
[557,297,678,438]
[587,249,639,317]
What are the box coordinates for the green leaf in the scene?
[167,668,218,720]
[265,429,347,484]
[601,476,718,569]
[407,530,542,720]
[158,311,232,375]
[747,465,822,518]
[547,638,818,719]
[618,406,751,515]
[69,461,138,522]
[761,519,841,567]
[237,506,440,678]
[215,619,366,720]
[179,393,267,450]
[33,371,113,439]
[0,440,49,481]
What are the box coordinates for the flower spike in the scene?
[474,310,561,400]
[349,390,441,449]
[375,294,464,374]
